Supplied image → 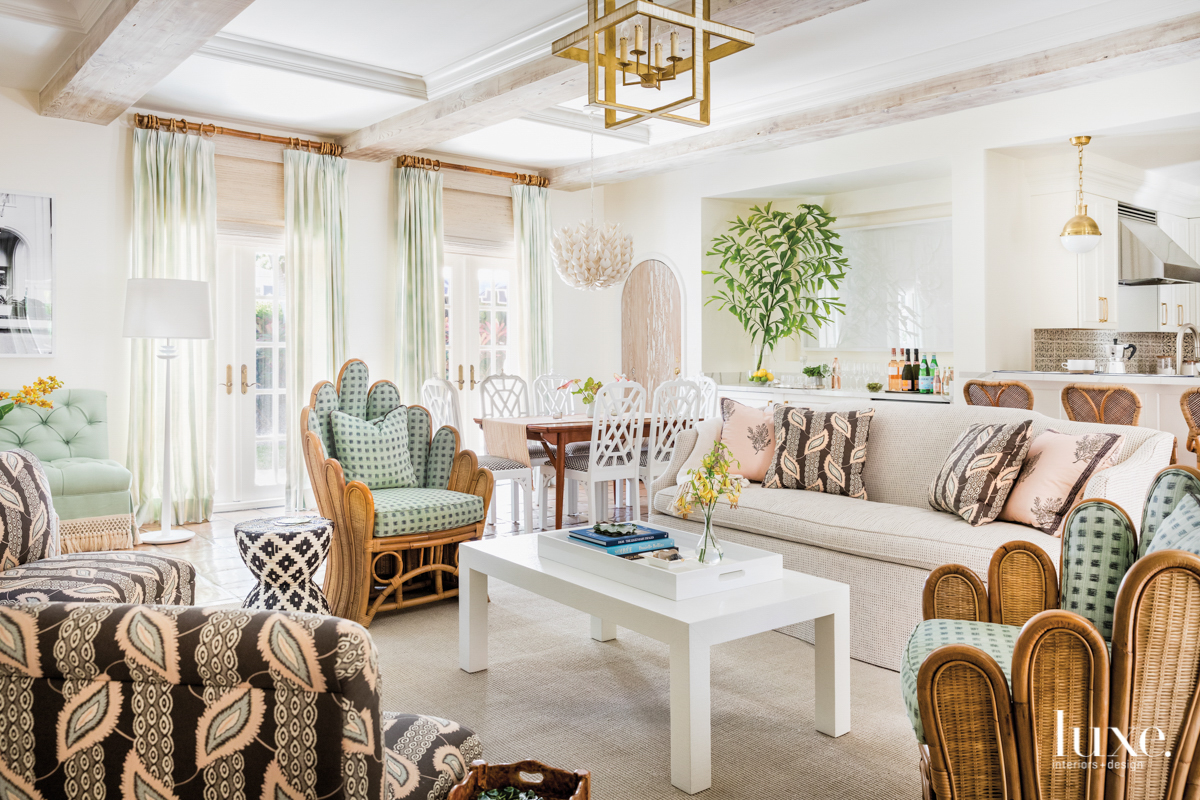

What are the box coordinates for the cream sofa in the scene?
[649,402,1175,670]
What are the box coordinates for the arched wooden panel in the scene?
[621,260,681,396]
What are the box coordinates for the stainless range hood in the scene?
[1118,213,1200,286]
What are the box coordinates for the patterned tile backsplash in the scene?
[1033,329,1197,373]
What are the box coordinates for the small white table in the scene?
[458,535,851,794]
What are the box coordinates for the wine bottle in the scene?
[888,348,899,391]
[919,353,932,393]
[913,349,921,392]
[831,357,841,390]
[933,363,942,395]
[901,349,913,391]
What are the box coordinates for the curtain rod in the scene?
[134,113,343,157]
[396,155,549,188]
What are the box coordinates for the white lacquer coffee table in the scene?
[458,535,851,794]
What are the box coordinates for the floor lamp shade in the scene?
[123,278,213,340]
[123,278,212,545]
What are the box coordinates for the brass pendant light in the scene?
[1060,135,1102,254]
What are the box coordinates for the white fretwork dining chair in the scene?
[690,374,720,420]
[638,379,701,502]
[478,372,540,533]
[532,372,580,517]
[421,378,462,431]
[547,381,647,526]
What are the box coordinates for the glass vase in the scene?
[697,511,723,565]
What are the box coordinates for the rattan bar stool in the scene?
[1181,387,1200,466]
[962,379,1034,410]
[1061,383,1142,426]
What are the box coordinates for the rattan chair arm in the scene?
[923,564,990,622]
[447,449,495,512]
[988,541,1059,627]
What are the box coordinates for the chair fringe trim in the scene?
[60,514,135,553]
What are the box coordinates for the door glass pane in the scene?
[479,351,491,378]
[255,253,273,294]
[256,347,273,388]
[495,310,508,345]
[278,348,286,388]
[256,442,272,472]
[478,270,492,305]
[478,310,491,345]
[495,351,506,375]
[495,271,508,306]
[277,301,286,343]
[256,395,272,436]
[256,300,272,341]
[276,440,286,484]
[278,394,286,435]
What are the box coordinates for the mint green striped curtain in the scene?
[395,166,445,401]
[284,150,348,511]
[511,184,553,377]
[128,128,217,525]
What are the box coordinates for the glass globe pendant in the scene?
[1060,136,1101,254]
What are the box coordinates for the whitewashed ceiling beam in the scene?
[545,11,1200,190]
[39,0,257,124]
[338,0,867,161]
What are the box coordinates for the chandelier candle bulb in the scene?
[634,24,644,52]
[619,36,629,63]
[655,42,663,69]
[671,30,679,58]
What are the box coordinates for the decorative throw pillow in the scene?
[999,429,1124,535]
[330,407,417,490]
[762,406,874,499]
[719,398,775,482]
[929,420,1032,527]
[676,419,724,485]
[1146,492,1200,555]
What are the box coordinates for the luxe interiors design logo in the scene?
[1056,711,1170,771]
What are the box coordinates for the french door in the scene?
[443,250,519,450]
[214,235,287,509]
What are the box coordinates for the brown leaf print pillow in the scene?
[762,406,874,499]
[929,420,1032,526]
[999,429,1124,535]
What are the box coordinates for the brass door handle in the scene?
[241,364,260,395]
[218,364,233,395]
[469,364,477,390]
[455,364,465,390]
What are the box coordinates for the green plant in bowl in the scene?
[866,382,883,393]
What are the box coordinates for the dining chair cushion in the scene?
[370,488,486,538]
[479,454,528,472]
[928,420,1032,526]
[999,429,1124,535]
[330,408,417,490]
[1146,492,1200,556]
[763,407,875,500]
[719,398,775,481]
[901,619,1019,744]
[675,419,723,485]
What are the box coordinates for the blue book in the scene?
[568,525,670,547]
[568,535,675,556]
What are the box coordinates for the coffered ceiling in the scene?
[2,0,1199,181]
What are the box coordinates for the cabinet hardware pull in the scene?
[1180,304,1185,327]
[1163,303,1169,326]
[1099,296,1109,323]
[218,364,233,395]
[241,364,260,395]
[455,364,465,390]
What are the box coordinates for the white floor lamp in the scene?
[123,278,213,545]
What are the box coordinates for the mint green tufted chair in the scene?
[0,388,134,552]
[301,359,494,626]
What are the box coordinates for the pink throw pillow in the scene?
[719,398,775,482]
[999,429,1124,535]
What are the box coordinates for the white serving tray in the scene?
[536,526,783,601]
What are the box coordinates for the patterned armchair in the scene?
[0,448,193,605]
[903,465,1200,800]
[0,601,481,800]
[302,360,494,627]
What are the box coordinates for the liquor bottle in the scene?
[831,357,841,390]
[901,349,913,391]
[920,353,932,393]
[888,348,899,391]
[912,349,921,392]
[946,367,954,397]
[933,364,942,395]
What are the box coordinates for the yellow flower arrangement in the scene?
[0,376,63,420]
[673,439,747,564]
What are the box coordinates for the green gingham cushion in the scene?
[338,360,371,419]
[1060,500,1137,641]
[366,380,402,421]
[330,408,417,490]
[407,405,432,482]
[901,619,1019,744]
[371,488,485,538]
[1139,469,1200,558]
[309,382,339,458]
[1146,492,1200,556]
[425,427,458,490]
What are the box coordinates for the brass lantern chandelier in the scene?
[552,0,754,130]
[1060,136,1102,254]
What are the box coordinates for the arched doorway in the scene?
[621,259,681,396]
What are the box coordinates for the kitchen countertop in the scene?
[718,383,952,403]
[991,370,1200,384]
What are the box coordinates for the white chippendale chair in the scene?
[479,372,540,533]
[638,378,701,503]
[533,373,574,416]
[421,378,462,431]
[690,374,720,420]
[545,381,646,526]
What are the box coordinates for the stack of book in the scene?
[568,525,674,556]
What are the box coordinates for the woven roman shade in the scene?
[216,154,284,228]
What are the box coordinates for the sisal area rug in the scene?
[370,582,921,799]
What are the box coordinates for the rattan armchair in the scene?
[302,360,494,627]
[908,466,1200,800]
[962,379,1034,410]
[1061,383,1142,425]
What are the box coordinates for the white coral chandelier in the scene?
[552,113,634,291]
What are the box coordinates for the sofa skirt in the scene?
[59,512,135,553]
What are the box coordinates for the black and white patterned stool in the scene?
[234,516,333,614]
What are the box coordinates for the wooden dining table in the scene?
[473,415,654,530]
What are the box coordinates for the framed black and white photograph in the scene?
[0,192,54,356]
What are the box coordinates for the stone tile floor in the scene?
[136,484,650,608]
